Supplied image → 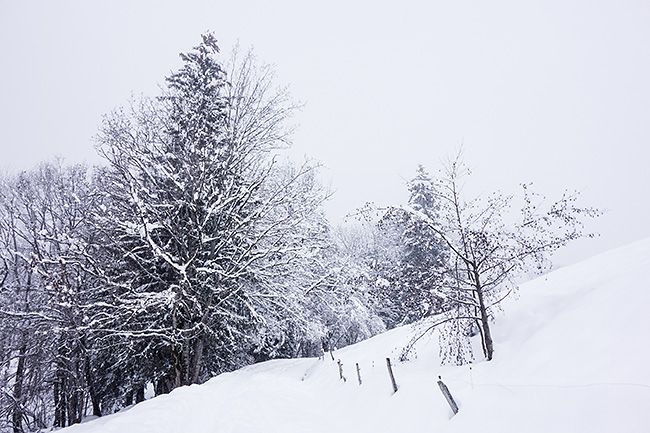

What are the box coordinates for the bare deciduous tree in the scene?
[401,150,600,363]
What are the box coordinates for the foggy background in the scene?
[2,0,649,266]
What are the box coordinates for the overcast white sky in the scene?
[1,0,649,265]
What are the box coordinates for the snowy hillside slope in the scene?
[63,238,650,433]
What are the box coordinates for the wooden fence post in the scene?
[337,359,346,382]
[437,376,458,415]
[386,358,398,394]
[356,363,362,385]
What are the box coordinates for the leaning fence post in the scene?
[386,358,398,394]
[337,359,346,382]
[437,375,459,415]
[356,363,362,385]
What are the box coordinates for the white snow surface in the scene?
[64,238,650,433]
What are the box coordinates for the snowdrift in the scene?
[63,238,650,433]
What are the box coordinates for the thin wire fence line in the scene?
[471,382,650,390]
[308,355,650,392]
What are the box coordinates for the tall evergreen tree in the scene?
[94,33,329,391]
[371,166,447,327]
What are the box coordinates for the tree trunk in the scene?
[124,389,133,407]
[182,340,191,386]
[473,268,494,360]
[172,345,183,389]
[53,380,61,428]
[135,384,145,403]
[189,336,204,384]
[155,375,174,396]
[171,302,183,389]
[68,358,84,426]
[10,235,31,433]
[67,386,79,426]
[54,376,66,428]
[12,342,27,433]
[84,355,101,417]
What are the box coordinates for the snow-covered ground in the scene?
[63,238,650,433]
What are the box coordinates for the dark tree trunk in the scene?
[10,238,31,433]
[155,375,174,396]
[53,380,60,428]
[135,384,145,403]
[473,268,494,360]
[173,349,183,389]
[182,340,191,385]
[171,305,183,389]
[12,342,27,433]
[84,355,101,417]
[67,387,79,426]
[189,336,204,384]
[90,391,102,417]
[124,389,133,407]
[54,376,66,428]
[67,358,84,426]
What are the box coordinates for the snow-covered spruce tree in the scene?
[94,34,328,392]
[344,166,447,330]
[401,151,600,363]
[373,166,447,327]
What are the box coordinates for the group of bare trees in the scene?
[0,162,103,430]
